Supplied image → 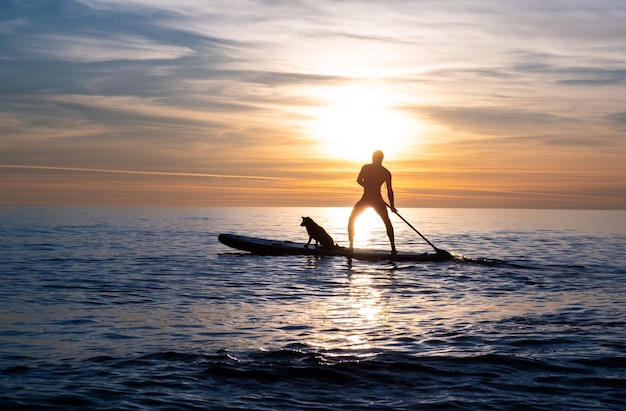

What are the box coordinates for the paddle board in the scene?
[218,233,453,262]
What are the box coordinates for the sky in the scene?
[1,0,625,208]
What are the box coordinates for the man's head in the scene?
[372,150,384,164]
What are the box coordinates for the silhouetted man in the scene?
[348,150,396,254]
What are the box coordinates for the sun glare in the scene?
[351,208,392,248]
[307,85,420,162]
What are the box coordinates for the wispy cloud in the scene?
[0,17,28,35]
[605,112,626,126]
[20,34,194,63]
[415,106,570,136]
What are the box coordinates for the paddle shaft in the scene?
[386,204,445,253]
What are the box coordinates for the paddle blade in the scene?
[436,248,453,259]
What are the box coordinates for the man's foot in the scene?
[391,248,397,256]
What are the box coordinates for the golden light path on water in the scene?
[293,208,407,354]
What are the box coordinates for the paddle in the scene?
[386,204,452,257]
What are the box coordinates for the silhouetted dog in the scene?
[300,217,337,249]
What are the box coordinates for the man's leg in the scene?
[348,201,367,250]
[374,203,396,253]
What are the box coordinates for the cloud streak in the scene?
[0,165,293,181]
[20,34,195,63]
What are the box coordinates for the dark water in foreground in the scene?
[1,207,625,410]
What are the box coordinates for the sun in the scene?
[307,85,419,162]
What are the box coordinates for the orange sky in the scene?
[1,1,625,209]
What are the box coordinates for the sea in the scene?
[1,206,625,410]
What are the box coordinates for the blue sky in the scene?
[1,0,625,207]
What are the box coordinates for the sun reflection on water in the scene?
[349,274,388,323]
[308,268,394,353]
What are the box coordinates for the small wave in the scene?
[2,349,624,410]
[452,254,543,270]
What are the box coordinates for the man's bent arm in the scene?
[356,166,366,187]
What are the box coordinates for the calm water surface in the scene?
[1,207,625,410]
